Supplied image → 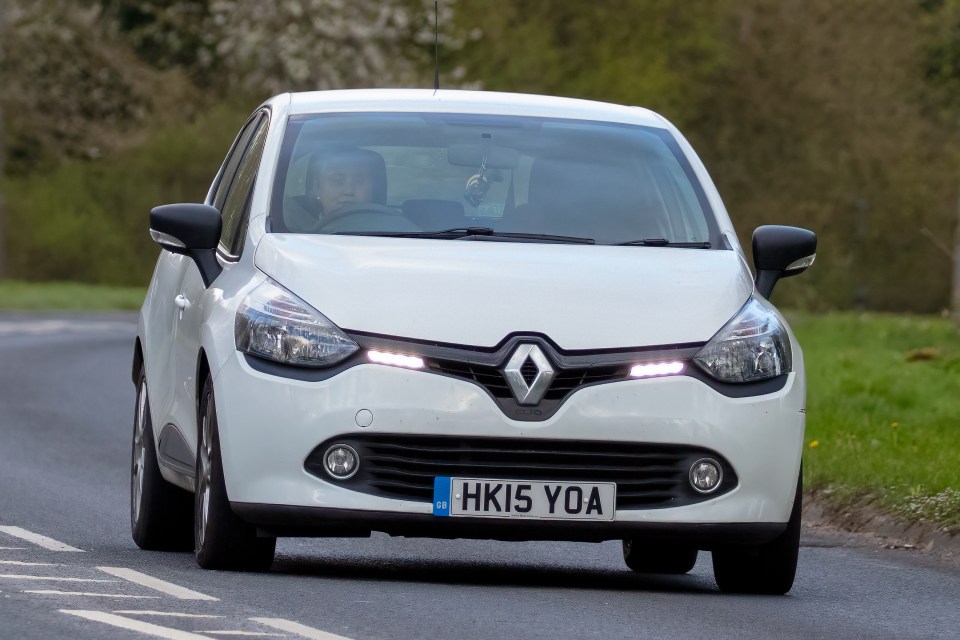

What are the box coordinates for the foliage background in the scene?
[2,0,960,312]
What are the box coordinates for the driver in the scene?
[284,147,388,231]
[310,150,375,215]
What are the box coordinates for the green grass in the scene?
[0,280,146,311]
[790,311,960,532]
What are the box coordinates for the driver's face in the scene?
[314,159,374,214]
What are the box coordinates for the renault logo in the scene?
[503,344,555,405]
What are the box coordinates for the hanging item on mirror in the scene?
[464,154,502,206]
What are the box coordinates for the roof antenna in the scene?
[433,0,440,93]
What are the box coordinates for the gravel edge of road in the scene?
[802,491,960,570]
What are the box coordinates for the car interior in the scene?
[274,115,712,244]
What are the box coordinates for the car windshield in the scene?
[269,112,718,246]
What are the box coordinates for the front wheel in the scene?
[194,375,275,571]
[711,469,802,595]
[130,367,193,551]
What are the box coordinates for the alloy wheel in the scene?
[131,379,147,529]
[197,393,214,549]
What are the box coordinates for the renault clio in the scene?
[131,90,816,595]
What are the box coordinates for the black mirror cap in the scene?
[149,203,223,287]
[753,225,817,275]
[752,225,816,299]
[150,203,222,251]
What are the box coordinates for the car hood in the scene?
[254,235,754,350]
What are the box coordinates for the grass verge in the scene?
[790,311,960,533]
[0,280,145,311]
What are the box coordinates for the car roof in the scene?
[283,89,668,129]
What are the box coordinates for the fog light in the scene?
[689,458,722,494]
[324,444,359,479]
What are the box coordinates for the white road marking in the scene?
[0,574,116,582]
[26,590,160,599]
[0,547,26,550]
[0,526,84,552]
[201,633,287,637]
[114,611,224,619]
[0,560,61,566]
[97,567,219,601]
[251,618,353,640]
[60,610,217,639]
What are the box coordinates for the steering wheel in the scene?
[313,202,412,232]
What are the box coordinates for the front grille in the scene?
[430,360,629,401]
[305,434,737,510]
[431,361,513,397]
[546,364,629,400]
[346,333,704,422]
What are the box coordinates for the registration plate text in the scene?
[433,477,616,521]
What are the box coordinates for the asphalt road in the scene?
[0,311,958,640]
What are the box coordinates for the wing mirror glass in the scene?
[149,203,223,287]
[752,225,817,299]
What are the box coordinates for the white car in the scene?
[131,89,816,594]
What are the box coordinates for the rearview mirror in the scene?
[752,225,817,299]
[150,203,223,287]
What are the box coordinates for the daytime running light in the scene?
[368,350,425,369]
[629,361,684,378]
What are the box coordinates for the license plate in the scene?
[432,477,616,521]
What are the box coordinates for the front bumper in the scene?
[213,352,805,532]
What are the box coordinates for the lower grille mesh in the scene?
[305,435,736,510]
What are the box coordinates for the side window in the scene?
[210,117,259,213]
[220,115,270,256]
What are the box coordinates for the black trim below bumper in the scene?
[231,503,787,548]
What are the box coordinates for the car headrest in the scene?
[527,156,642,212]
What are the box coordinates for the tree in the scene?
[102,0,214,79]
[201,0,442,96]
[920,0,960,325]
[448,0,724,126]
[0,0,195,174]
[0,0,6,279]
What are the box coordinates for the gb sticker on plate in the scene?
[433,476,452,516]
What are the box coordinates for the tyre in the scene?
[711,469,802,595]
[622,540,698,574]
[130,367,193,551]
[194,374,275,571]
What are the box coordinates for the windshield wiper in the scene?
[615,238,712,248]
[336,227,596,244]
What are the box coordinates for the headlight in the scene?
[693,298,791,383]
[235,279,359,367]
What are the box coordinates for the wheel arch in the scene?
[196,348,212,431]
[132,337,145,385]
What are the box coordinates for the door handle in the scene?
[174,294,191,310]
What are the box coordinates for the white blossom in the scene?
[204,0,457,94]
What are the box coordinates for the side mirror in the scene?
[150,203,223,287]
[752,225,817,299]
